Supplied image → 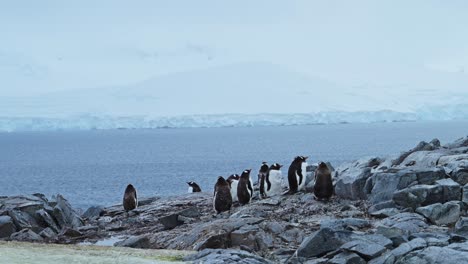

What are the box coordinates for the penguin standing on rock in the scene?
[314,162,334,201]
[258,162,269,198]
[287,156,308,194]
[258,162,269,186]
[227,174,240,202]
[261,163,284,197]
[187,181,202,193]
[213,176,232,213]
[123,184,138,212]
[237,169,253,205]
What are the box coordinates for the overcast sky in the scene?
[1,0,467,96]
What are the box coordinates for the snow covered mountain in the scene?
[0,62,467,132]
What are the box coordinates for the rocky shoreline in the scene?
[1,136,468,263]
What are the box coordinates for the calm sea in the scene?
[0,121,467,210]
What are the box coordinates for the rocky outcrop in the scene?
[0,194,83,242]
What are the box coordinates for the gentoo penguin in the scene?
[237,169,253,205]
[257,162,269,185]
[261,163,284,197]
[287,156,308,193]
[314,162,334,200]
[213,176,232,213]
[227,174,240,202]
[123,184,138,211]
[187,181,202,193]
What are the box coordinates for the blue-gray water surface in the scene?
[1,121,467,210]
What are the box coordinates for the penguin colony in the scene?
[123,156,333,214]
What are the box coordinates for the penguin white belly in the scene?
[296,162,307,191]
[266,170,283,196]
[248,179,253,201]
[188,187,193,193]
[134,197,138,209]
[230,180,239,202]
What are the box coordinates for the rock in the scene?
[368,200,397,213]
[334,158,380,200]
[400,150,447,168]
[230,225,259,250]
[454,217,468,236]
[415,201,461,225]
[444,136,468,149]
[446,241,468,252]
[397,246,468,263]
[389,238,427,259]
[114,235,151,249]
[59,227,83,237]
[52,194,84,229]
[295,228,354,258]
[380,213,428,234]
[393,179,461,209]
[328,252,366,264]
[159,213,184,230]
[410,232,450,247]
[340,240,387,260]
[8,209,41,232]
[82,206,104,219]
[320,218,371,231]
[35,209,60,233]
[369,168,446,205]
[0,215,17,238]
[376,226,408,247]
[179,206,201,218]
[463,183,468,205]
[392,141,438,166]
[168,217,264,251]
[370,208,400,218]
[39,227,57,239]
[184,249,272,264]
[10,229,43,242]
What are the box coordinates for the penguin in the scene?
[314,162,334,201]
[237,169,253,205]
[227,174,240,202]
[257,162,269,186]
[123,184,138,212]
[187,181,202,193]
[287,156,308,193]
[213,176,232,213]
[261,163,284,197]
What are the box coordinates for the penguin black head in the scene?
[227,174,240,181]
[216,176,228,185]
[270,163,283,170]
[187,181,197,186]
[241,169,251,178]
[125,184,136,193]
[295,156,308,162]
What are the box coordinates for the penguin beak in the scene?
[279,165,283,168]
[304,156,309,160]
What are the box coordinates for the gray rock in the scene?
[370,208,400,218]
[463,183,468,205]
[179,206,201,218]
[114,235,151,249]
[230,225,258,250]
[82,206,104,219]
[446,241,468,252]
[52,194,83,229]
[296,228,354,258]
[454,217,468,236]
[159,213,184,230]
[392,141,438,166]
[39,227,57,239]
[415,201,461,225]
[320,218,371,231]
[451,167,468,185]
[59,227,83,237]
[380,213,428,234]
[444,136,468,149]
[400,150,447,168]
[184,249,272,264]
[328,252,366,264]
[397,246,468,263]
[35,209,60,233]
[370,168,446,205]
[410,232,450,247]
[10,229,43,242]
[334,158,380,200]
[340,240,386,260]
[0,215,17,238]
[390,238,427,259]
[368,200,397,213]
[8,209,41,233]
[376,225,408,247]
[393,179,461,209]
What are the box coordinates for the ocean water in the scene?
[0,121,467,210]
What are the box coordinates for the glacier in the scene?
[0,104,467,132]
